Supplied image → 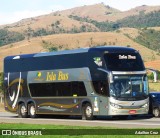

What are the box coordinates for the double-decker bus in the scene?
[3,46,149,120]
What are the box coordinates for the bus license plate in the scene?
[129,110,136,114]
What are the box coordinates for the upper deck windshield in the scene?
[104,52,145,71]
[110,75,148,101]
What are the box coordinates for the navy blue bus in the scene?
[3,46,149,120]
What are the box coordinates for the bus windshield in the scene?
[104,53,145,71]
[110,75,148,101]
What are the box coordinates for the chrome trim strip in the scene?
[112,71,146,75]
[97,68,111,74]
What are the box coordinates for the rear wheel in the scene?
[153,108,160,117]
[18,103,28,118]
[28,103,37,118]
[82,103,93,120]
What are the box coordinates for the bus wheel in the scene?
[153,108,160,117]
[83,103,93,120]
[29,103,37,118]
[18,103,28,118]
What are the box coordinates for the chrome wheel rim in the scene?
[30,106,35,116]
[154,109,159,117]
[21,105,26,115]
[86,106,92,117]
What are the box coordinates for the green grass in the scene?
[149,82,160,91]
[0,123,160,138]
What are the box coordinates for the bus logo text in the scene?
[46,71,69,81]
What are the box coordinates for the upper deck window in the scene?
[104,53,145,71]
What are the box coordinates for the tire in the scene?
[82,103,93,120]
[28,103,37,118]
[18,103,28,118]
[153,108,160,117]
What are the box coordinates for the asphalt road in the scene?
[0,112,160,128]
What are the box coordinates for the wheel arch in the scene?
[80,99,93,114]
[81,99,92,108]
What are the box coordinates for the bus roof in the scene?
[5,46,137,60]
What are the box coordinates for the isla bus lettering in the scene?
[46,71,69,81]
[119,55,136,59]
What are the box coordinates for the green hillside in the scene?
[135,29,160,52]
[1,6,160,51]
[117,11,160,28]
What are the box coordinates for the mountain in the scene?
[57,4,160,22]
[145,60,160,70]
[115,5,160,21]
[1,3,160,34]
[56,3,121,22]
[0,30,160,72]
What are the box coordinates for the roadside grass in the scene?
[0,123,159,138]
[149,82,160,92]
[0,103,4,112]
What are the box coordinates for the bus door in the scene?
[97,81,109,115]
[99,96,108,115]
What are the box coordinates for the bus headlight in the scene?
[110,102,122,109]
[141,103,148,108]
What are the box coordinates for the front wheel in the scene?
[28,103,37,118]
[18,103,28,118]
[82,103,93,120]
[153,108,160,117]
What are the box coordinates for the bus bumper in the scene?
[108,107,149,115]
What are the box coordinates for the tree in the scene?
[0,29,25,46]
[42,40,59,52]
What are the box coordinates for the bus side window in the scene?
[78,82,87,96]
[72,82,87,96]
[72,82,79,96]
[92,81,109,96]
[60,82,72,96]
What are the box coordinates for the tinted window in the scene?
[150,94,160,102]
[4,53,87,72]
[92,81,109,96]
[110,75,148,101]
[29,82,87,97]
[78,82,87,96]
[104,53,145,71]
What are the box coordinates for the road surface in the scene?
[0,112,160,128]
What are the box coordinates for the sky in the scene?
[0,0,160,25]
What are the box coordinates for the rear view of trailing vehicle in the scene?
[149,92,160,117]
